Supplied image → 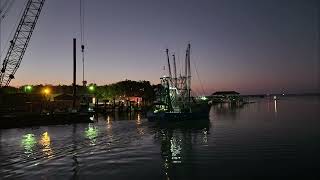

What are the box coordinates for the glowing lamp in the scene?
[88,85,95,92]
[43,88,50,95]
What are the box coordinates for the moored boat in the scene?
[147,43,210,122]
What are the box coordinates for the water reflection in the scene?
[1,97,319,179]
[170,136,182,163]
[21,134,37,155]
[39,132,53,158]
[158,121,210,179]
[136,113,145,135]
[84,124,99,145]
[202,128,208,144]
[136,113,141,125]
[106,115,112,130]
[211,103,243,120]
[159,129,192,179]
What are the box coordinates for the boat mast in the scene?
[172,53,177,88]
[166,49,172,81]
[187,43,191,103]
[184,47,188,93]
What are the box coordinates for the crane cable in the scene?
[80,0,86,86]
[0,0,16,21]
[0,0,10,17]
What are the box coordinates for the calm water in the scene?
[1,96,320,179]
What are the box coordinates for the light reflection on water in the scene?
[21,134,36,155]
[39,132,53,158]
[0,97,320,179]
[84,124,99,145]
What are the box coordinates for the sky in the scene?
[0,0,319,95]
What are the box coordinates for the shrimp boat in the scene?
[147,43,210,122]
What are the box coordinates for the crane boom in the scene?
[0,0,46,87]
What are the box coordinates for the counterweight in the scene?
[0,0,46,87]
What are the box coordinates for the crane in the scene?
[0,0,46,87]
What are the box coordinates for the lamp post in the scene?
[41,87,51,113]
[42,87,51,101]
[88,84,96,109]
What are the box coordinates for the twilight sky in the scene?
[1,0,319,95]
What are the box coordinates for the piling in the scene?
[72,38,77,109]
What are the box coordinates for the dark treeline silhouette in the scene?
[0,80,157,102]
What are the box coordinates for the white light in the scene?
[200,96,207,100]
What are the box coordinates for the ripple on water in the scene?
[1,98,320,179]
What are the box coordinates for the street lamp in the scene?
[42,87,51,101]
[43,88,50,95]
[88,85,95,92]
[88,84,97,108]
[24,85,32,93]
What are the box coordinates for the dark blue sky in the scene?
[1,0,319,94]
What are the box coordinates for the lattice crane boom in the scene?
[0,0,45,87]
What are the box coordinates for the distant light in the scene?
[282,93,285,96]
[43,88,50,95]
[200,96,208,100]
[88,85,95,91]
[24,85,33,93]
[26,85,32,90]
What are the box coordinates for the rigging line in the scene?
[80,0,86,85]
[193,60,206,96]
[0,0,27,58]
[80,0,84,44]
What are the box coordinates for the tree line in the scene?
[0,80,159,102]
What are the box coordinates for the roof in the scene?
[212,91,240,95]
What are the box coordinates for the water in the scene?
[1,96,320,179]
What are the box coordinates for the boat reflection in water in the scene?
[157,119,210,179]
